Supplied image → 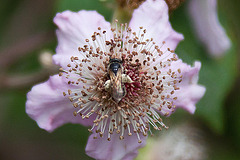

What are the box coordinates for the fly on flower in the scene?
[104,57,129,103]
[58,23,183,143]
[26,0,205,159]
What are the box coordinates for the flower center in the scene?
[59,23,182,143]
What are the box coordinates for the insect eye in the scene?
[109,63,121,76]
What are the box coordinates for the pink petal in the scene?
[188,0,231,57]
[26,75,94,132]
[129,0,184,51]
[172,61,206,114]
[86,131,147,160]
[53,10,111,67]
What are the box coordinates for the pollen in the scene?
[59,22,182,143]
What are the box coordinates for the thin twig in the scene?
[0,31,55,70]
[0,66,58,89]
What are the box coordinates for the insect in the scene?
[104,58,133,103]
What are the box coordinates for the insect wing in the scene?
[109,69,124,102]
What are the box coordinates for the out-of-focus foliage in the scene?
[170,3,237,133]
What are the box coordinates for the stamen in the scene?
[59,23,183,142]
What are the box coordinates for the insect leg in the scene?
[104,80,111,91]
[122,74,133,83]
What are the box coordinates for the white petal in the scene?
[26,75,95,132]
[188,0,231,57]
[53,10,111,67]
[86,131,146,160]
[173,61,206,113]
[129,0,184,51]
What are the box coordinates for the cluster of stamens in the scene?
[165,0,185,12]
[59,21,182,143]
[116,0,146,9]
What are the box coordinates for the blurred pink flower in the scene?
[188,0,231,57]
[26,0,205,159]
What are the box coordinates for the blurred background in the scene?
[0,0,240,159]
